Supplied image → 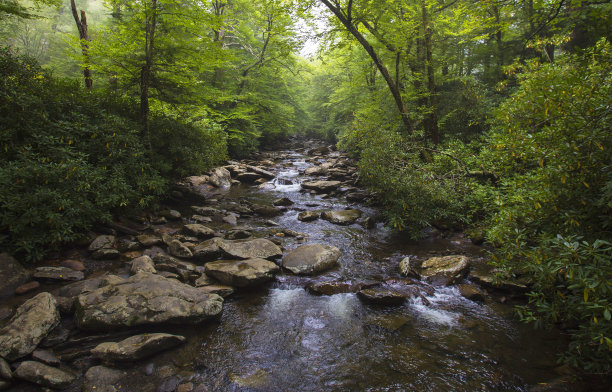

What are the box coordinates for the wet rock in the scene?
[0,292,60,361]
[117,239,141,253]
[191,206,220,216]
[194,274,214,287]
[57,276,105,298]
[219,238,282,260]
[0,307,11,323]
[304,166,323,176]
[60,259,86,272]
[208,167,232,188]
[183,224,215,239]
[198,285,235,297]
[250,204,281,217]
[34,267,84,282]
[88,235,116,251]
[225,229,252,240]
[273,197,294,206]
[236,172,262,183]
[469,269,528,293]
[205,259,280,287]
[137,235,163,248]
[301,180,341,193]
[160,210,182,220]
[159,376,181,392]
[223,213,239,225]
[0,357,12,379]
[306,280,375,295]
[0,380,10,390]
[74,273,223,330]
[130,255,157,275]
[346,192,368,202]
[282,244,341,275]
[15,281,40,295]
[83,365,126,392]
[298,211,320,222]
[191,215,213,224]
[143,246,166,259]
[91,333,185,361]
[32,349,60,367]
[399,257,419,278]
[458,284,485,302]
[168,240,193,259]
[120,251,143,262]
[366,314,411,331]
[357,288,406,305]
[14,361,75,389]
[230,368,270,389]
[321,209,362,225]
[92,247,120,259]
[420,255,470,286]
[192,238,225,262]
[0,253,31,297]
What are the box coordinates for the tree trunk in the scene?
[421,1,439,145]
[70,0,92,89]
[140,0,157,153]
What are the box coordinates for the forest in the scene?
[1,0,611,384]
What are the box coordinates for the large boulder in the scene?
[205,259,280,287]
[0,292,60,361]
[33,266,84,282]
[219,239,282,260]
[301,181,341,193]
[208,167,232,188]
[192,237,226,262]
[0,253,31,297]
[74,273,223,331]
[282,244,341,275]
[321,209,362,225]
[419,255,470,286]
[91,333,185,361]
[14,361,75,389]
[182,224,215,239]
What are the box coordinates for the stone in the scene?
[183,224,215,239]
[15,281,40,295]
[33,267,84,282]
[14,361,75,389]
[192,238,225,262]
[191,215,213,224]
[223,213,238,225]
[321,209,362,225]
[92,248,121,260]
[208,167,232,188]
[219,238,282,260]
[306,280,375,296]
[198,285,234,297]
[245,165,275,179]
[301,180,341,193]
[304,166,323,175]
[469,269,529,293]
[74,273,223,330]
[191,206,220,216]
[0,253,31,297]
[282,244,341,275]
[91,333,185,361]
[194,274,214,287]
[117,239,141,253]
[160,210,182,220]
[57,276,105,298]
[32,349,60,367]
[458,284,485,302]
[83,365,126,392]
[120,251,142,262]
[297,211,320,222]
[357,288,406,305]
[0,357,11,379]
[420,255,470,286]
[273,197,294,206]
[251,204,281,217]
[205,259,280,287]
[225,229,252,240]
[236,172,262,183]
[88,235,116,251]
[130,255,156,275]
[346,192,368,202]
[399,257,419,278]
[230,368,270,389]
[0,292,60,361]
[137,235,163,247]
[60,259,86,271]
[169,240,193,259]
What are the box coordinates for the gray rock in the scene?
[14,281,40,295]
[321,209,362,225]
[297,211,320,222]
[183,224,215,239]
[273,197,293,206]
[191,206,220,216]
[160,210,181,220]
[219,239,282,260]
[245,165,275,179]
[251,204,281,217]
[399,257,419,278]
[357,288,406,305]
[198,285,235,298]
[208,167,232,188]
[420,255,470,286]
[469,269,528,292]
[236,172,262,183]
[91,333,185,361]
[92,248,121,260]
[34,267,84,282]
[301,180,341,193]
[14,361,75,389]
[32,349,60,367]
[88,235,116,251]
[458,284,485,302]
[223,213,239,225]
[0,253,31,297]
[130,256,156,275]
[306,280,376,296]
[224,229,252,240]
[168,240,193,259]
[74,273,223,330]
[0,292,60,361]
[282,244,341,275]
[205,259,280,287]
[192,238,225,262]
[0,357,11,379]
[191,215,213,224]
[83,365,126,392]
[137,235,163,247]
[57,276,105,298]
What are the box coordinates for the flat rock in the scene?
[458,284,485,302]
[245,165,275,179]
[191,206,220,216]
[130,255,156,275]
[32,349,60,367]
[301,180,341,193]
[357,288,406,305]
[192,238,225,262]
[306,280,376,295]
[236,172,262,183]
[219,239,282,260]
[0,253,31,297]
[251,204,281,217]
[282,244,341,275]
[60,259,85,271]
[91,333,186,361]
[420,255,470,286]
[205,259,280,287]
[160,210,181,220]
[88,235,115,251]
[183,224,215,239]
[168,240,193,259]
[198,285,235,297]
[321,209,362,225]
[74,273,223,331]
[14,361,75,389]
[469,269,529,293]
[92,248,120,260]
[273,197,293,206]
[137,235,163,247]
[83,365,126,392]
[0,292,60,361]
[34,267,84,282]
[298,211,320,222]
[15,281,40,295]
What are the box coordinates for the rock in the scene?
[245,165,275,179]
[469,269,529,293]
[219,239,282,260]
[236,172,262,183]
[301,180,341,193]
[0,292,60,361]
[458,284,485,302]
[130,255,156,275]
[205,259,280,287]
[306,280,376,295]
[34,267,84,282]
[230,368,270,389]
[192,238,225,262]
[360,217,376,229]
[117,239,141,253]
[420,255,470,286]
[273,197,293,206]
[321,209,362,225]
[366,314,411,331]
[198,285,234,297]
[91,333,185,361]
[399,257,419,278]
[304,166,323,175]
[194,274,214,287]
[282,244,341,275]
[298,211,320,222]
[191,206,220,216]
[208,167,232,188]
[137,235,163,248]
[60,259,86,271]
[250,204,281,217]
[57,276,105,298]
[357,288,406,305]
[223,213,238,225]
[0,307,11,323]
[15,281,40,295]
[83,365,126,392]
[0,253,31,297]
[168,240,193,259]
[88,235,116,251]
[0,380,10,390]
[14,361,75,389]
[225,229,252,240]
[160,210,182,220]
[0,357,12,379]
[191,215,212,224]
[183,224,215,239]
[92,248,121,260]
[346,192,368,202]
[32,349,60,367]
[74,273,223,330]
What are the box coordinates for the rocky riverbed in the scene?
[0,140,573,391]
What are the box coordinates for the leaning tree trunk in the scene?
[70,0,92,89]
